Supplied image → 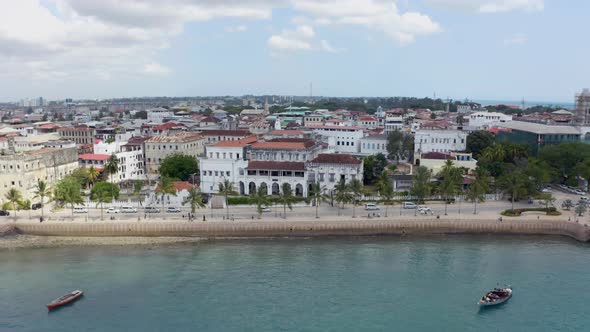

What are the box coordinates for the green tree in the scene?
[363,153,388,185]
[18,199,31,218]
[53,177,84,218]
[90,182,120,220]
[562,199,574,211]
[133,180,144,210]
[87,166,100,187]
[182,187,205,214]
[5,188,22,220]
[539,192,556,210]
[386,131,414,163]
[308,182,328,219]
[33,180,51,220]
[105,154,119,201]
[574,159,590,193]
[158,154,199,181]
[376,171,394,217]
[466,167,490,214]
[334,179,352,216]
[157,176,176,214]
[575,202,587,217]
[277,183,297,219]
[436,160,463,215]
[348,179,364,218]
[466,131,495,158]
[218,179,236,219]
[410,166,432,204]
[497,171,527,212]
[251,186,270,219]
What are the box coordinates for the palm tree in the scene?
[33,179,51,220]
[466,167,490,214]
[5,188,22,220]
[334,179,351,216]
[133,180,144,211]
[437,160,463,215]
[410,166,432,204]
[87,166,100,187]
[105,154,119,198]
[251,186,270,219]
[498,171,525,212]
[157,176,176,214]
[376,171,394,217]
[182,187,205,215]
[348,179,363,218]
[19,199,32,219]
[278,183,296,219]
[218,179,236,219]
[308,181,328,219]
[481,144,506,163]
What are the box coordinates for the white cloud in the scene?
[504,33,527,45]
[143,62,172,75]
[225,25,248,33]
[0,0,440,84]
[426,0,544,13]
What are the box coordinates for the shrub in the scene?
[501,207,557,217]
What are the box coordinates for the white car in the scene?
[73,207,88,214]
[364,203,380,211]
[260,206,272,213]
[403,202,417,209]
[121,206,138,213]
[106,207,120,214]
[166,207,181,213]
[581,196,589,201]
[417,206,432,214]
[575,190,587,195]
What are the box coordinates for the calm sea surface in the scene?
[1,236,589,332]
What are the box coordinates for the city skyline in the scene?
[0,0,587,102]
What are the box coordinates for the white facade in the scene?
[307,154,363,192]
[384,115,404,133]
[414,130,467,155]
[468,112,512,129]
[147,107,175,123]
[199,145,247,194]
[360,134,388,156]
[94,140,145,183]
[310,126,365,154]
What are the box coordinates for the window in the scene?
[214,171,218,176]
[226,171,230,176]
[329,173,335,182]
[319,173,324,182]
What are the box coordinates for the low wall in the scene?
[0,223,16,236]
[13,218,590,242]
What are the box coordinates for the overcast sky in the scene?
[0,0,586,102]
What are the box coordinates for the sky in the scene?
[0,0,587,103]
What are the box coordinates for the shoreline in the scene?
[1,217,588,248]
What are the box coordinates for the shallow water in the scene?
[1,235,588,331]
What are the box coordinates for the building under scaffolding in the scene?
[576,88,590,124]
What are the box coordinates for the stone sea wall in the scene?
[13,219,590,242]
[0,223,16,236]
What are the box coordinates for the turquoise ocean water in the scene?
[1,236,589,332]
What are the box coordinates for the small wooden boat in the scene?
[47,290,84,310]
[478,287,512,307]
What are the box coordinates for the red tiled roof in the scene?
[251,138,315,150]
[269,130,304,135]
[79,154,110,161]
[156,181,195,193]
[247,161,305,171]
[310,154,362,165]
[152,122,185,131]
[359,116,377,121]
[421,152,450,160]
[200,130,250,137]
[38,124,60,130]
[311,125,363,131]
[200,116,220,123]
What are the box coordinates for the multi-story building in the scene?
[145,132,205,175]
[147,107,175,123]
[93,140,145,184]
[360,134,388,156]
[576,88,590,124]
[495,121,581,155]
[199,138,253,194]
[310,126,365,154]
[467,112,512,130]
[307,154,363,193]
[57,126,96,145]
[357,116,378,129]
[414,130,467,156]
[200,130,251,145]
[384,115,404,134]
[0,148,78,200]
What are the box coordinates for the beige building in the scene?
[145,132,205,175]
[57,126,96,145]
[0,147,79,201]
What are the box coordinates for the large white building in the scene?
[93,140,145,184]
[147,107,175,123]
[414,130,467,157]
[359,134,388,156]
[307,154,363,193]
[310,125,365,154]
[384,115,404,133]
[199,138,252,194]
[467,112,512,130]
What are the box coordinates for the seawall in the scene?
[12,218,590,242]
[0,223,16,236]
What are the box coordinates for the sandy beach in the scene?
[0,234,208,249]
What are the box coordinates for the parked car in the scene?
[418,205,432,214]
[166,207,181,213]
[106,207,120,214]
[541,188,552,193]
[144,206,161,213]
[575,189,587,195]
[31,203,42,210]
[364,203,380,211]
[0,210,10,216]
[120,206,138,213]
[260,206,272,213]
[73,207,88,214]
[581,196,589,202]
[403,202,417,209]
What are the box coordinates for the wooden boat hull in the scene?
[47,290,84,310]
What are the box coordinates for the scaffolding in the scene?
[576,88,590,124]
